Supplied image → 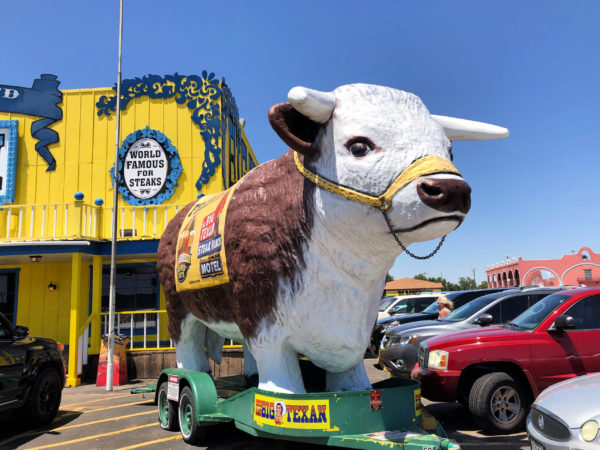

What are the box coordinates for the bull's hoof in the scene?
[244,374,259,388]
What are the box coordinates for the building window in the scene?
[584,269,592,280]
[101,264,158,312]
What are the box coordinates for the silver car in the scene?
[527,372,600,450]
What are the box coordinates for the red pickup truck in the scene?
[412,287,600,433]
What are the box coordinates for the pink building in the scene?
[486,247,600,288]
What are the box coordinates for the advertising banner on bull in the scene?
[253,393,333,430]
[175,187,235,291]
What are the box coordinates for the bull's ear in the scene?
[268,103,321,158]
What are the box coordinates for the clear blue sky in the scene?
[3,1,600,283]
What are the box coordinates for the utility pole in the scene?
[107,0,124,392]
[472,268,476,286]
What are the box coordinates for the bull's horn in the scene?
[288,86,336,124]
[432,115,509,140]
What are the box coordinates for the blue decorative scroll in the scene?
[221,82,238,189]
[0,75,62,172]
[0,120,18,205]
[97,73,222,191]
[109,127,183,206]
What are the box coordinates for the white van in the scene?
[377,293,444,320]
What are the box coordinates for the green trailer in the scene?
[151,368,460,449]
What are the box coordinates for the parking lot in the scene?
[0,358,530,449]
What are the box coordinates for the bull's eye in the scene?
[346,137,374,157]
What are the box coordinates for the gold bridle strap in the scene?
[294,152,462,211]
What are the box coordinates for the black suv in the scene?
[0,311,65,426]
[369,288,510,354]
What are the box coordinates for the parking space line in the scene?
[54,410,155,431]
[80,399,151,413]
[61,392,136,408]
[24,423,156,450]
[0,411,156,448]
[458,442,527,447]
[116,434,183,449]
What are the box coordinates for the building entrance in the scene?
[0,271,17,325]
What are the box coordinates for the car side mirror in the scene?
[476,314,494,326]
[554,315,576,331]
[14,325,29,339]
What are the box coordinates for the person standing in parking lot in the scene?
[437,296,454,319]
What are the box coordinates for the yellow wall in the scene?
[0,262,89,344]
[0,76,258,354]
[0,81,258,242]
[384,289,442,296]
[0,87,257,207]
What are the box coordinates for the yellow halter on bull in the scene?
[294,152,461,212]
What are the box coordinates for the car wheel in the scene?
[468,372,527,434]
[178,386,207,444]
[157,382,179,431]
[24,368,62,427]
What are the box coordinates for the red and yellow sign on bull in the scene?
[175,187,235,291]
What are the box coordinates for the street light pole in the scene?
[107,0,124,392]
[472,268,476,286]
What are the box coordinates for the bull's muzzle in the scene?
[417,178,471,214]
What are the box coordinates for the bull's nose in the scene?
[417,178,471,214]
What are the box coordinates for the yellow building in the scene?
[383,278,443,297]
[0,73,257,386]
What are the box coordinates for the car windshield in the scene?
[423,300,440,314]
[378,297,397,311]
[509,293,571,330]
[440,293,501,322]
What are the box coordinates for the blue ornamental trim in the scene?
[0,75,62,171]
[97,72,222,191]
[110,127,183,206]
[221,82,240,189]
[0,120,18,205]
[221,82,239,122]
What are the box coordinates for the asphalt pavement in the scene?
[0,357,531,449]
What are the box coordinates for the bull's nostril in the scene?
[418,178,471,214]
[421,182,442,197]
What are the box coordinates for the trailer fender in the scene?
[156,369,218,415]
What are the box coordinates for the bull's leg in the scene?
[242,343,259,386]
[326,362,371,392]
[250,342,305,394]
[175,314,211,373]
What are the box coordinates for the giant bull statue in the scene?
[157,83,508,394]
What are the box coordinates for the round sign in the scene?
[123,138,168,199]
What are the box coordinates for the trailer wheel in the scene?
[157,382,178,431]
[178,386,207,444]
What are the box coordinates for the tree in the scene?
[414,273,459,291]
[386,273,394,282]
[457,276,476,290]
[477,280,488,289]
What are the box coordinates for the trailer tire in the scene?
[178,386,207,444]
[157,382,179,431]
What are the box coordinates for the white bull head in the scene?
[270,83,508,253]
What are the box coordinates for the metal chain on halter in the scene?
[382,210,446,260]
